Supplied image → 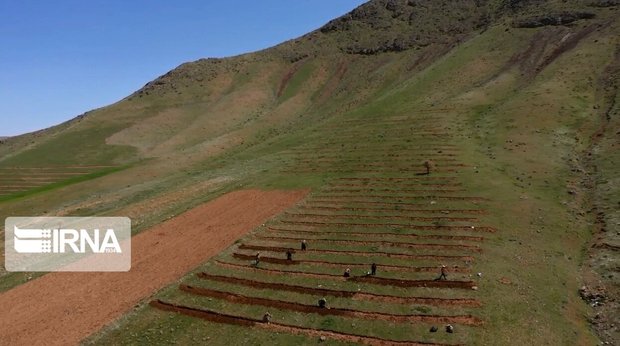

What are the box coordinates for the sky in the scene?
[0,0,367,137]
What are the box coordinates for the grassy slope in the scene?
[0,0,617,344]
[88,13,617,346]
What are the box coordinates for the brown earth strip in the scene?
[0,165,117,170]
[334,177,459,181]
[0,189,308,346]
[252,235,482,252]
[323,188,465,194]
[295,159,460,164]
[305,200,428,206]
[150,300,457,346]
[330,183,463,187]
[283,212,478,222]
[297,206,487,214]
[350,276,476,290]
[311,195,487,201]
[231,254,471,273]
[178,285,482,325]
[266,227,486,241]
[215,259,352,280]
[237,244,475,261]
[197,273,480,307]
[290,144,459,151]
[282,169,460,174]
[277,220,496,232]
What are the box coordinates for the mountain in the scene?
[0,0,618,344]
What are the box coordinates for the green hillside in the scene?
[1,0,618,344]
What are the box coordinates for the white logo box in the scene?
[5,217,131,272]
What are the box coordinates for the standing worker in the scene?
[371,263,377,276]
[286,249,293,261]
[301,239,307,251]
[437,264,448,280]
[253,252,261,267]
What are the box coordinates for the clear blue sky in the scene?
[0,1,367,136]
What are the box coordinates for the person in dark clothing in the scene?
[262,312,272,323]
[301,239,307,251]
[318,297,327,308]
[370,263,377,276]
[286,249,293,261]
[438,265,448,280]
[343,268,351,277]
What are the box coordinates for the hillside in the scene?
[1,0,619,344]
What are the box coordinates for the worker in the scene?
[438,264,447,280]
[301,239,307,251]
[371,262,377,276]
[445,324,454,333]
[262,312,272,323]
[286,249,293,261]
[343,268,351,277]
[253,252,261,267]
[318,297,327,308]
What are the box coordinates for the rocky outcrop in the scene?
[513,11,596,28]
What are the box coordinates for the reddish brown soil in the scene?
[179,285,482,325]
[198,273,480,307]
[0,189,307,346]
[277,61,304,97]
[150,300,456,346]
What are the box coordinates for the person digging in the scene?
[262,312,272,323]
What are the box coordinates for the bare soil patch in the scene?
[0,189,307,346]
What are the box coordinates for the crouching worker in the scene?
[262,312,272,323]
